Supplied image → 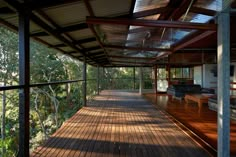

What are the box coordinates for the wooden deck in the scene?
[144,93,236,156]
[32,90,210,157]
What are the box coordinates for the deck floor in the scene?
[32,90,210,157]
[144,93,236,156]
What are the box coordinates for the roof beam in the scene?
[0,16,82,61]
[190,7,216,16]
[151,51,172,63]
[30,23,88,37]
[85,46,101,52]
[173,30,216,51]
[104,65,151,67]
[88,51,105,56]
[84,0,111,65]
[129,0,136,17]
[0,7,15,14]
[57,23,88,33]
[104,45,172,52]
[91,55,107,59]
[0,17,17,31]
[170,0,196,20]
[132,7,167,18]
[30,14,92,57]
[86,16,217,30]
[158,0,183,20]
[83,0,95,16]
[96,58,108,63]
[111,60,151,65]
[74,37,97,44]
[51,37,97,48]
[30,31,48,37]
[4,0,86,53]
[109,55,156,60]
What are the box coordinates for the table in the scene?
[185,94,214,108]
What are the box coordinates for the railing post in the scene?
[139,67,143,94]
[133,67,136,90]
[83,57,87,106]
[154,65,157,94]
[97,66,100,95]
[18,7,30,157]
[217,5,230,157]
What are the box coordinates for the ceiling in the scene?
[0,0,236,67]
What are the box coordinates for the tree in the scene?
[0,27,18,155]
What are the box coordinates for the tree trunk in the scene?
[33,92,47,138]
[48,85,59,128]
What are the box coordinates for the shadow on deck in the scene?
[32,90,210,157]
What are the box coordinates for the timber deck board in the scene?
[32,90,210,157]
[144,93,236,156]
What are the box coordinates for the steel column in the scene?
[154,65,157,94]
[139,67,143,94]
[133,67,136,89]
[97,66,100,95]
[18,9,30,157]
[167,65,171,86]
[83,57,87,106]
[217,10,230,157]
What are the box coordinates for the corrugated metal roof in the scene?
[59,46,74,52]
[37,36,62,45]
[81,41,99,48]
[91,0,131,16]
[68,28,94,40]
[43,1,89,26]
[0,0,232,67]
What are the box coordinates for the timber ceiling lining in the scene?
[0,0,235,67]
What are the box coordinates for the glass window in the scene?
[157,68,166,79]
[183,68,189,78]
[175,68,182,78]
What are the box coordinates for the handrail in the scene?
[0,79,84,91]
[30,79,84,87]
[0,85,24,91]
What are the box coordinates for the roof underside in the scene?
[0,0,236,67]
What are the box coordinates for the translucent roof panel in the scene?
[193,0,223,11]
[162,29,193,42]
[107,49,160,58]
[134,0,169,13]
[99,24,128,44]
[123,51,160,58]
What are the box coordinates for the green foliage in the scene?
[0,137,18,157]
[0,27,87,156]
[0,26,153,157]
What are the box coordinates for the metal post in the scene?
[154,65,157,94]
[217,8,230,157]
[102,67,105,90]
[167,65,171,86]
[18,9,30,157]
[133,67,135,89]
[83,57,87,106]
[139,67,143,94]
[97,66,100,95]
